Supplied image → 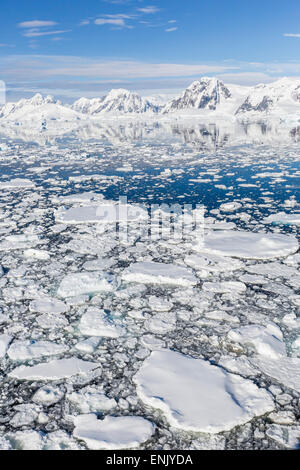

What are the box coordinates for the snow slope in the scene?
[236,77,300,117]
[72,89,159,115]
[1,78,300,125]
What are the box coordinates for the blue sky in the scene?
[1,0,300,101]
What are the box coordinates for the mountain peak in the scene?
[163,77,231,113]
[72,88,158,115]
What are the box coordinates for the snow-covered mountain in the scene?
[71,97,105,115]
[162,78,232,113]
[236,78,300,116]
[72,89,159,115]
[1,78,300,125]
[0,93,80,123]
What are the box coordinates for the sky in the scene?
[1,0,300,101]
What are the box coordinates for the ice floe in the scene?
[9,358,100,381]
[251,356,300,392]
[7,340,68,361]
[78,308,121,338]
[122,262,197,286]
[0,334,12,358]
[228,324,286,359]
[134,350,274,433]
[199,230,298,259]
[55,203,147,225]
[263,212,300,226]
[73,415,154,450]
[57,272,116,298]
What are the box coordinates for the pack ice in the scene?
[199,230,298,259]
[73,415,155,450]
[134,350,274,433]
[57,272,116,298]
[122,262,197,286]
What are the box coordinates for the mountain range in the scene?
[1,77,300,124]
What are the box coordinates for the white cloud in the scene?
[0,55,238,81]
[137,6,160,14]
[95,18,127,26]
[18,20,58,28]
[284,33,300,38]
[165,27,178,32]
[23,29,71,38]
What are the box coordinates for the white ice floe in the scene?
[7,340,68,361]
[228,324,286,359]
[9,358,100,381]
[79,308,121,338]
[1,178,36,189]
[148,295,173,312]
[202,281,246,294]
[73,415,154,450]
[266,424,300,449]
[122,262,197,287]
[219,202,242,212]
[263,212,300,226]
[74,337,101,354]
[32,385,64,406]
[199,230,298,260]
[251,356,300,392]
[57,272,115,298]
[23,249,50,260]
[134,350,274,433]
[35,313,69,330]
[67,385,116,413]
[29,297,68,314]
[0,334,12,358]
[184,253,243,273]
[0,234,41,251]
[144,312,176,335]
[55,203,147,225]
[11,404,39,428]
[245,262,296,279]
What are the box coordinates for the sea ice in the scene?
[55,203,147,225]
[202,281,246,294]
[122,262,197,286]
[9,358,100,381]
[251,356,300,392]
[134,350,274,433]
[23,249,50,260]
[1,178,35,189]
[73,415,154,450]
[7,340,68,361]
[32,385,64,406]
[263,212,300,226]
[0,334,12,358]
[29,297,68,314]
[228,324,286,359]
[199,230,298,259]
[79,308,121,338]
[67,386,116,413]
[57,272,115,298]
